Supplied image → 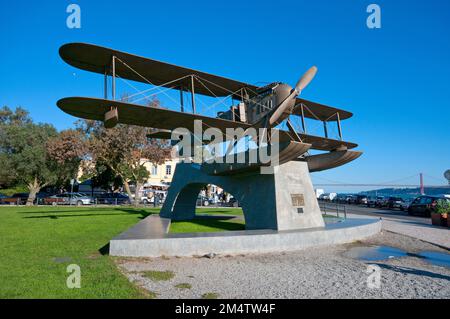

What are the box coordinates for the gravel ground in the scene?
[115,231,450,299]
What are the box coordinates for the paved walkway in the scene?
[346,212,450,249]
[380,217,450,249]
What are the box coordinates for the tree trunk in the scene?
[134,181,143,207]
[26,177,41,206]
[123,180,135,205]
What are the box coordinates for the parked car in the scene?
[141,190,166,205]
[43,193,93,206]
[32,192,52,205]
[400,198,413,211]
[197,195,211,206]
[386,197,405,210]
[68,193,93,205]
[2,193,29,205]
[366,196,377,207]
[112,193,131,204]
[407,195,450,216]
[0,193,7,204]
[345,195,357,204]
[227,197,239,207]
[375,196,386,207]
[94,193,131,205]
[375,196,387,207]
[335,194,348,204]
[43,193,69,205]
[1,192,52,205]
[319,193,337,202]
[355,195,368,205]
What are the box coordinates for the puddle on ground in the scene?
[344,245,450,268]
[344,246,407,261]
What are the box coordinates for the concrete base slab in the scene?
[110,215,382,257]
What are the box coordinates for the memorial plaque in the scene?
[291,194,305,207]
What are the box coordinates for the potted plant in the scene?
[431,200,450,227]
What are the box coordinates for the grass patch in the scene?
[175,283,192,289]
[142,270,175,282]
[0,206,160,298]
[0,206,242,298]
[202,292,219,299]
[170,217,245,233]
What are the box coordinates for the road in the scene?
[340,205,431,225]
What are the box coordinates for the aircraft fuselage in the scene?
[217,82,295,127]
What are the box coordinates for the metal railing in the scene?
[319,201,347,219]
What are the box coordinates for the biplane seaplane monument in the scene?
[57,43,380,257]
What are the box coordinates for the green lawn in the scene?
[0,206,243,298]
[196,207,243,216]
[169,217,245,233]
[169,207,245,233]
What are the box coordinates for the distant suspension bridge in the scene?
[313,173,449,193]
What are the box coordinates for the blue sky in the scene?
[1,0,449,191]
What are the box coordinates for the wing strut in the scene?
[190,75,196,114]
[105,55,119,128]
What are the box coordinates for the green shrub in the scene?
[0,185,28,196]
[435,200,450,215]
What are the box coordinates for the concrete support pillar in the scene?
[160,161,324,231]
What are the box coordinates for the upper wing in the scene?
[57,97,251,133]
[59,43,258,98]
[293,98,353,121]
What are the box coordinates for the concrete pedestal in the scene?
[109,216,381,257]
[160,161,324,231]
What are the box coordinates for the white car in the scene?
[141,190,166,204]
[320,193,337,201]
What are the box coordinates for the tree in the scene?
[0,152,16,188]
[46,129,87,188]
[79,119,171,204]
[0,118,58,205]
[0,106,31,126]
[0,107,87,205]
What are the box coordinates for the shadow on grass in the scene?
[172,218,245,232]
[196,209,243,215]
[194,215,237,220]
[19,207,159,214]
[22,208,157,220]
